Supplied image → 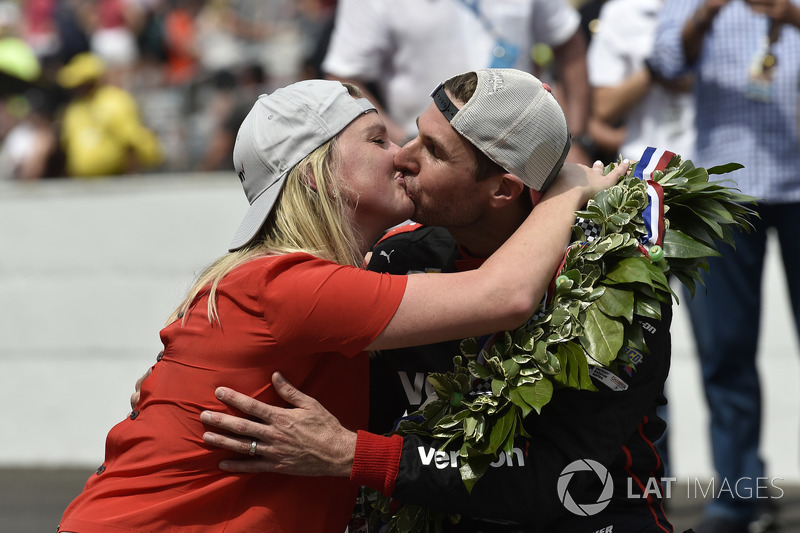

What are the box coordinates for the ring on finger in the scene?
[249,440,258,456]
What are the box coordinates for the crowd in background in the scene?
[0,0,337,179]
[0,0,620,181]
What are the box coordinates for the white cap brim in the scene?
[227,173,286,252]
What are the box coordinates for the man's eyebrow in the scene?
[415,117,448,156]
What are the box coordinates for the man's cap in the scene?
[431,68,571,191]
[56,52,105,88]
[229,79,375,251]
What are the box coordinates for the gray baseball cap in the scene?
[229,79,375,252]
[430,68,572,191]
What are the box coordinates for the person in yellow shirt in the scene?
[57,53,164,177]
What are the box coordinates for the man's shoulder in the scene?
[375,223,452,245]
[368,224,458,275]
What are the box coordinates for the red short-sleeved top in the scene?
[59,253,407,533]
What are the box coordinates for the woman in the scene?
[59,78,624,532]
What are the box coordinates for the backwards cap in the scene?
[431,68,571,191]
[229,79,375,251]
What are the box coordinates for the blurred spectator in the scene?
[84,0,144,87]
[0,89,64,180]
[195,0,241,74]
[587,0,695,161]
[35,0,94,63]
[56,52,163,177]
[573,0,621,163]
[21,0,61,59]
[162,0,200,85]
[321,0,593,165]
[0,0,40,85]
[650,1,800,533]
[296,0,336,79]
[195,63,267,171]
[0,34,41,87]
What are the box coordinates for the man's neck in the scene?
[447,202,530,258]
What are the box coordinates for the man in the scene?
[56,52,163,177]
[648,1,800,532]
[200,69,673,532]
[587,0,696,162]
[321,0,594,165]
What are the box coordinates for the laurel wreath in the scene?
[361,155,758,532]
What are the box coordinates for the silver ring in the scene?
[249,440,258,456]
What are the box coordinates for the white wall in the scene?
[0,174,241,465]
[1,175,797,484]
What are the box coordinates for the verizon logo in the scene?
[418,446,525,469]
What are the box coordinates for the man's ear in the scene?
[489,173,526,207]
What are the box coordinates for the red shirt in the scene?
[59,253,407,532]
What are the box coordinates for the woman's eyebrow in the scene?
[363,122,387,137]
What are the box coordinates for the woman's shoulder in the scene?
[235,252,343,277]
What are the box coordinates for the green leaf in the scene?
[633,294,664,319]
[707,162,744,175]
[509,386,534,418]
[561,343,581,388]
[605,257,658,287]
[491,378,505,397]
[580,305,624,365]
[513,379,553,415]
[662,228,721,259]
[468,360,492,379]
[501,358,521,379]
[595,286,634,323]
[460,337,479,357]
[488,407,515,455]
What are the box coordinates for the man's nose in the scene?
[394,138,420,175]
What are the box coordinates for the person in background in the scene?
[321,0,594,165]
[586,0,698,476]
[60,75,621,532]
[587,0,695,162]
[200,70,673,532]
[649,1,800,532]
[0,88,63,180]
[56,51,164,177]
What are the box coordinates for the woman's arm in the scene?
[367,160,629,351]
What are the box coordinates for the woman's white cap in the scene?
[229,80,375,252]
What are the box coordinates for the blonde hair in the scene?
[167,132,365,326]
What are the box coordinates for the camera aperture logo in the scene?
[558,459,614,516]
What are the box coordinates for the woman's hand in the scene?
[130,366,153,412]
[545,159,630,207]
[200,372,357,477]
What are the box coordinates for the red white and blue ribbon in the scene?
[634,147,673,249]
[634,146,674,182]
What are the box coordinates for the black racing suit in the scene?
[366,225,674,533]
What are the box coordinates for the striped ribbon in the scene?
[633,147,674,248]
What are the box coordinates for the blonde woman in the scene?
[59,77,627,532]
